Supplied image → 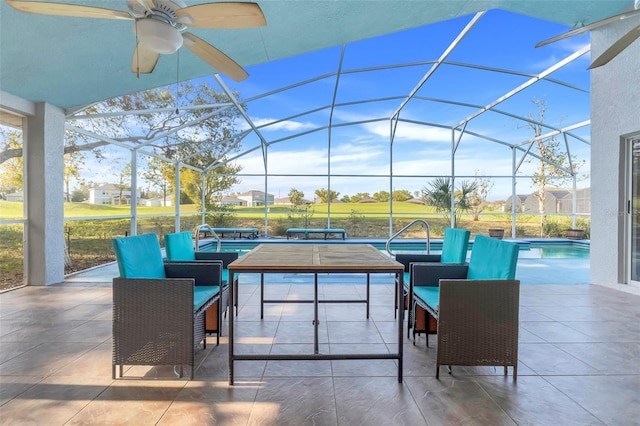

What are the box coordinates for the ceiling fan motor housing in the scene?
[132,0,188,54]
[134,19,183,54]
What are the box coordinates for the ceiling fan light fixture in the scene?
[134,19,183,54]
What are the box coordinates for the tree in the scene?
[454,180,478,224]
[315,188,340,203]
[422,177,451,215]
[422,177,477,226]
[526,98,582,233]
[0,126,106,166]
[288,188,305,206]
[143,156,172,206]
[63,151,84,202]
[135,83,245,211]
[115,163,131,205]
[468,171,494,221]
[0,128,23,194]
[179,164,241,211]
[373,190,390,202]
[1,81,245,212]
[287,188,313,228]
[70,189,86,202]
[350,192,370,203]
[392,189,412,201]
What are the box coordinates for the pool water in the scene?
[517,243,589,259]
[200,239,590,260]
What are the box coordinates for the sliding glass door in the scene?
[629,137,640,286]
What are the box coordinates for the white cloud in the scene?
[363,120,452,143]
[244,117,317,132]
[530,39,591,70]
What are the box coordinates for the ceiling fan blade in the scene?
[182,32,248,82]
[131,44,160,76]
[536,8,640,48]
[176,2,266,28]
[6,0,132,20]
[589,23,640,68]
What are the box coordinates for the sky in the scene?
[72,8,592,202]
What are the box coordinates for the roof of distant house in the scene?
[238,190,273,197]
[91,184,119,191]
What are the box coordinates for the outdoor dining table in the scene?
[227,243,405,385]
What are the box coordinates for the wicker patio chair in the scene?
[165,230,237,326]
[112,233,223,380]
[410,235,520,379]
[396,227,470,338]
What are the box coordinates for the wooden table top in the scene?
[228,243,403,272]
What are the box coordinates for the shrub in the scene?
[542,220,565,237]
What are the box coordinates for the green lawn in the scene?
[0,201,199,219]
[0,200,436,219]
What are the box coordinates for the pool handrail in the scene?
[194,224,221,252]
[386,219,431,256]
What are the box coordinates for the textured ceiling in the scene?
[0,0,633,110]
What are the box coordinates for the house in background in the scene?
[237,190,274,207]
[220,195,246,207]
[523,190,570,214]
[5,191,24,202]
[89,184,130,205]
[558,187,591,214]
[504,189,590,214]
[274,197,313,205]
[503,194,528,212]
[141,197,173,207]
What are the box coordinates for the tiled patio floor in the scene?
[1,260,640,425]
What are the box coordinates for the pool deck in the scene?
[2,242,640,425]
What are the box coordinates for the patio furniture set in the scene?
[110,228,520,383]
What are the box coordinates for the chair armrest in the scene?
[410,262,469,287]
[164,261,223,286]
[112,277,195,318]
[395,254,442,272]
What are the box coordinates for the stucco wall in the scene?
[590,15,640,285]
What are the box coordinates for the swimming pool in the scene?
[199,238,590,259]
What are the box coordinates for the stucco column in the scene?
[24,102,65,285]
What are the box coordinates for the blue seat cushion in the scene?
[413,286,440,313]
[440,228,471,264]
[112,233,166,279]
[164,231,196,261]
[468,235,519,280]
[222,269,229,285]
[193,286,220,311]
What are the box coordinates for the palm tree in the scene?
[422,177,477,226]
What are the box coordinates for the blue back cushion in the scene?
[112,233,166,279]
[164,231,196,261]
[440,228,471,264]
[467,235,518,280]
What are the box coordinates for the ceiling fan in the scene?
[535,0,640,69]
[5,0,266,81]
